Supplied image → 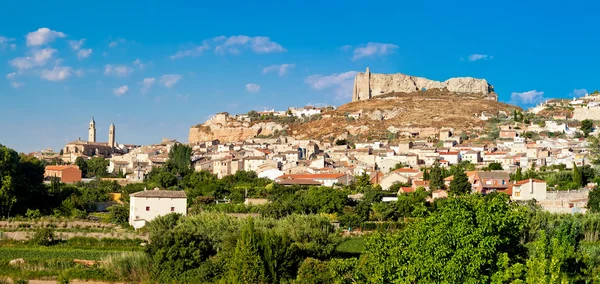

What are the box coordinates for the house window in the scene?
[515,192,521,197]
[146,206,150,211]
[502,180,506,185]
[171,207,175,212]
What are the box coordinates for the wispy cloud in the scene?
[26,28,65,46]
[351,42,398,60]
[10,48,57,70]
[141,77,155,93]
[245,83,260,93]
[68,39,85,50]
[109,38,126,48]
[468,54,492,61]
[570,89,588,97]
[113,85,129,96]
[132,58,149,70]
[160,74,182,88]
[511,90,544,105]
[170,43,210,59]
[104,64,134,77]
[6,72,23,88]
[263,63,295,76]
[305,71,358,101]
[0,36,15,50]
[170,35,285,59]
[41,66,72,81]
[77,49,92,60]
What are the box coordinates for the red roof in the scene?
[440,151,459,155]
[45,165,80,171]
[277,173,346,180]
[399,187,414,193]
[513,179,545,185]
[393,167,419,174]
[413,180,430,187]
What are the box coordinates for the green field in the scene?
[0,247,121,261]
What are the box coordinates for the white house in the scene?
[129,189,187,229]
[511,179,547,201]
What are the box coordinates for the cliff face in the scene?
[188,113,286,144]
[352,68,495,102]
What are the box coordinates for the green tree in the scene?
[449,169,471,196]
[514,167,523,181]
[422,167,430,181]
[165,144,192,176]
[107,204,129,226]
[587,186,600,213]
[572,163,582,187]
[86,157,109,177]
[487,162,504,171]
[355,172,371,189]
[74,156,88,177]
[225,219,266,283]
[581,119,593,137]
[364,193,527,283]
[388,162,405,172]
[429,161,444,190]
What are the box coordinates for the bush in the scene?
[26,209,42,220]
[31,228,56,246]
[101,252,151,282]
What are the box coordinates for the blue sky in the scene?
[1,0,599,153]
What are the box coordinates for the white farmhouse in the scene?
[129,189,187,229]
[511,179,547,201]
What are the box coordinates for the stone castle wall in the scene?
[572,107,600,121]
[352,68,496,102]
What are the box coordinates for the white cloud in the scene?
[104,64,134,77]
[263,63,295,76]
[132,58,149,70]
[77,49,92,59]
[41,66,72,81]
[6,72,16,80]
[113,85,129,96]
[141,77,155,93]
[245,83,261,93]
[340,45,352,52]
[305,71,359,100]
[170,43,210,59]
[69,39,85,50]
[570,89,588,97]
[216,35,286,54]
[468,54,492,61]
[0,36,15,50]
[26,28,66,46]
[10,48,57,70]
[160,74,182,88]
[352,42,398,60]
[108,38,126,48]
[10,81,24,88]
[511,90,544,105]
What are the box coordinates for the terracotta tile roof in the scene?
[413,180,430,187]
[130,190,187,198]
[277,173,346,180]
[399,187,414,193]
[513,179,545,185]
[45,165,80,171]
[277,179,323,185]
[440,151,459,155]
[393,167,419,174]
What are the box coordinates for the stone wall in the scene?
[572,107,600,120]
[352,67,496,102]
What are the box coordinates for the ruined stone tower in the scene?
[88,117,96,142]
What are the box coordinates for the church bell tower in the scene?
[88,117,96,142]
[108,123,115,148]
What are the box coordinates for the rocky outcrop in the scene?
[189,113,286,143]
[352,67,496,102]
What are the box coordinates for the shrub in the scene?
[26,209,42,220]
[31,228,56,246]
[101,252,151,282]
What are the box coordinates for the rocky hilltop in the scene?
[352,67,496,102]
[189,89,520,144]
[189,113,286,143]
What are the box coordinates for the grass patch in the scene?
[336,237,366,255]
[0,247,121,261]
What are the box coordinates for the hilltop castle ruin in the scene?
[352,67,497,102]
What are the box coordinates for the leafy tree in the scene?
[514,167,523,181]
[572,162,582,187]
[31,228,56,246]
[294,258,332,284]
[487,162,503,171]
[422,167,430,181]
[396,188,429,218]
[363,193,527,283]
[74,156,88,177]
[165,144,192,176]
[86,157,109,177]
[449,169,471,196]
[581,119,593,137]
[225,219,266,283]
[587,186,600,213]
[388,162,405,172]
[108,204,129,226]
[355,172,371,189]
[429,161,444,190]
[0,145,46,216]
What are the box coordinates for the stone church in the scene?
[62,117,120,161]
